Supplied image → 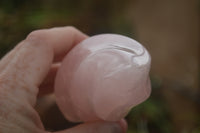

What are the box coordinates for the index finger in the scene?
[0,26,88,105]
[27,26,88,61]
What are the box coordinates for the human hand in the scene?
[0,27,126,133]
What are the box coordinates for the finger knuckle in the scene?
[0,74,10,90]
[66,26,77,31]
[65,26,80,35]
[26,29,48,44]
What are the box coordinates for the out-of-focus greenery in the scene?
[126,77,172,133]
[0,0,134,58]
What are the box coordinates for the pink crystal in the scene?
[55,34,151,122]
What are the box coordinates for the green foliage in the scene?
[126,90,172,133]
[0,0,134,59]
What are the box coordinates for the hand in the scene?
[0,27,126,133]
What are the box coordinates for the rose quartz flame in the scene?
[55,34,151,122]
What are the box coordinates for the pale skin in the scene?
[0,27,127,133]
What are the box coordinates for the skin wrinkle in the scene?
[0,29,53,132]
[0,43,43,132]
[8,43,49,98]
[0,88,42,132]
[18,39,53,87]
[0,71,37,106]
[0,100,9,121]
[15,104,44,132]
[0,87,30,119]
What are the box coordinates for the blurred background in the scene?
[0,0,199,133]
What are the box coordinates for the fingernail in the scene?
[94,121,126,133]
[110,123,123,133]
[118,119,128,133]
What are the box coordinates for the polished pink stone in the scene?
[55,34,151,122]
